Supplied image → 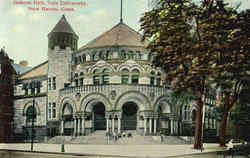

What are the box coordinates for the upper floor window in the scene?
[150,71,155,85]
[131,69,140,84]
[48,78,51,90]
[52,102,56,118]
[102,69,110,85]
[120,50,126,60]
[106,51,112,60]
[52,77,56,90]
[80,72,84,86]
[121,69,129,84]
[48,103,52,119]
[93,69,100,85]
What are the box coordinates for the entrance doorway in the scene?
[93,102,106,130]
[122,102,138,130]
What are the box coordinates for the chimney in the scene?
[19,60,28,67]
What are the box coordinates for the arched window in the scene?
[131,69,140,84]
[121,69,129,84]
[150,71,155,85]
[102,69,110,85]
[26,106,37,123]
[156,72,161,86]
[93,69,100,85]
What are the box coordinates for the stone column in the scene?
[112,117,115,133]
[170,120,174,135]
[60,119,64,135]
[149,118,152,134]
[153,118,157,134]
[74,117,77,136]
[81,116,85,135]
[78,118,81,136]
[106,117,109,132]
[118,117,121,134]
[144,117,147,135]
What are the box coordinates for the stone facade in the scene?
[13,15,218,141]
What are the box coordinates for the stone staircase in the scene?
[47,131,188,145]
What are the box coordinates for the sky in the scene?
[0,0,249,67]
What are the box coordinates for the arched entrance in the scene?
[93,102,106,130]
[122,102,138,130]
[62,103,74,136]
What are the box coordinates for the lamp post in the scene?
[30,81,40,152]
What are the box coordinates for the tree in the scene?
[210,8,250,146]
[140,0,214,149]
[140,0,246,149]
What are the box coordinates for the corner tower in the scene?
[48,15,78,51]
[47,15,78,127]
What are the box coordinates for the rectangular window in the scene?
[37,82,41,94]
[52,77,56,90]
[52,102,56,118]
[48,103,51,119]
[48,78,51,90]
[121,75,129,84]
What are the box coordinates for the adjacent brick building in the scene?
[0,48,16,142]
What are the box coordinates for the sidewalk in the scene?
[0,143,227,158]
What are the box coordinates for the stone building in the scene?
[13,15,217,141]
[0,48,16,142]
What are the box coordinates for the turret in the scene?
[48,15,78,51]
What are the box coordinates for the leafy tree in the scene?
[210,8,250,146]
[140,0,249,148]
[141,0,212,149]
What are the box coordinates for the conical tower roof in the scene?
[79,22,150,50]
[48,15,78,37]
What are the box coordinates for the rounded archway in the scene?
[93,102,106,130]
[122,102,138,130]
[62,103,74,136]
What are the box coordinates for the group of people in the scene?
[105,131,133,142]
